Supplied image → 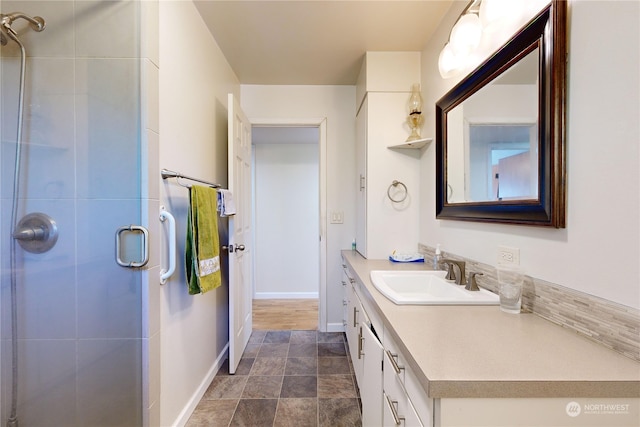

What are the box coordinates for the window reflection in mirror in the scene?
[446,47,539,204]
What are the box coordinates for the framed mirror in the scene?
[436,1,566,227]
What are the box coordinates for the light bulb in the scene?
[480,0,525,34]
[438,43,458,78]
[449,13,482,56]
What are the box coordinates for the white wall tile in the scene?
[141,0,160,67]
[13,340,77,426]
[77,339,143,425]
[142,59,159,134]
[76,199,142,339]
[75,58,140,199]
[75,0,140,58]
[142,130,160,200]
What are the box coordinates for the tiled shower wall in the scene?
[0,1,159,425]
[419,244,640,362]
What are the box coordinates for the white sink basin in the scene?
[369,270,499,305]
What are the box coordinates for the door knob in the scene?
[222,244,245,253]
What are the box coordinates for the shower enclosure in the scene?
[1,1,156,425]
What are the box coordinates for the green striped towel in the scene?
[185,185,221,294]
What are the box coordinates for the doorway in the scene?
[251,122,327,330]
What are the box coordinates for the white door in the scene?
[228,93,253,374]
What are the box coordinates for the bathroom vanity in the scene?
[341,250,640,427]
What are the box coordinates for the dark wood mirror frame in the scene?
[436,0,566,227]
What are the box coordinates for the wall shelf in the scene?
[387,137,432,150]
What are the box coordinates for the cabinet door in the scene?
[346,284,363,383]
[361,322,384,427]
[355,98,367,257]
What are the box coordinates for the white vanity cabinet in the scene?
[341,251,640,427]
[345,276,363,382]
[342,262,384,427]
[383,327,434,427]
[342,257,431,427]
[341,266,352,341]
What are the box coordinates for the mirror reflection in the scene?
[446,47,539,203]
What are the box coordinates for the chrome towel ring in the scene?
[387,180,408,203]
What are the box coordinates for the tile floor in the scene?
[186,330,362,427]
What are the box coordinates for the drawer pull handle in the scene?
[386,350,405,374]
[353,307,358,327]
[385,393,405,425]
[358,327,364,359]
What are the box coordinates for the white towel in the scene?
[217,189,236,217]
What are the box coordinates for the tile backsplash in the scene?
[419,244,640,362]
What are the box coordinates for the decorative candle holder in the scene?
[406,83,424,142]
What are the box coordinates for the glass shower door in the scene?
[0,1,145,425]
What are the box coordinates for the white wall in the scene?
[254,141,319,298]
[420,1,639,309]
[242,85,357,330]
[159,1,240,425]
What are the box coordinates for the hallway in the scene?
[186,330,362,426]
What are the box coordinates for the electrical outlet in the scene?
[498,245,520,265]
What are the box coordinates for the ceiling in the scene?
[194,1,455,85]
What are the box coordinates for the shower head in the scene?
[0,12,45,46]
[1,12,46,32]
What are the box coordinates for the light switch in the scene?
[330,211,344,224]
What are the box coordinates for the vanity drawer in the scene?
[341,269,350,328]
[383,390,423,427]
[384,327,433,426]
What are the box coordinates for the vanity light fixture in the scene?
[438,0,550,79]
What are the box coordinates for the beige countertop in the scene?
[341,250,640,399]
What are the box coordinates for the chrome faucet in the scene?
[466,272,483,291]
[442,259,466,285]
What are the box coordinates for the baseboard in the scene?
[172,343,229,427]
[254,292,319,299]
[326,322,345,333]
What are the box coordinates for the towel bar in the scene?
[161,168,221,188]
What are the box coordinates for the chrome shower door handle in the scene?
[115,225,149,268]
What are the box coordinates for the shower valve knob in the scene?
[13,227,46,241]
[12,212,58,253]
